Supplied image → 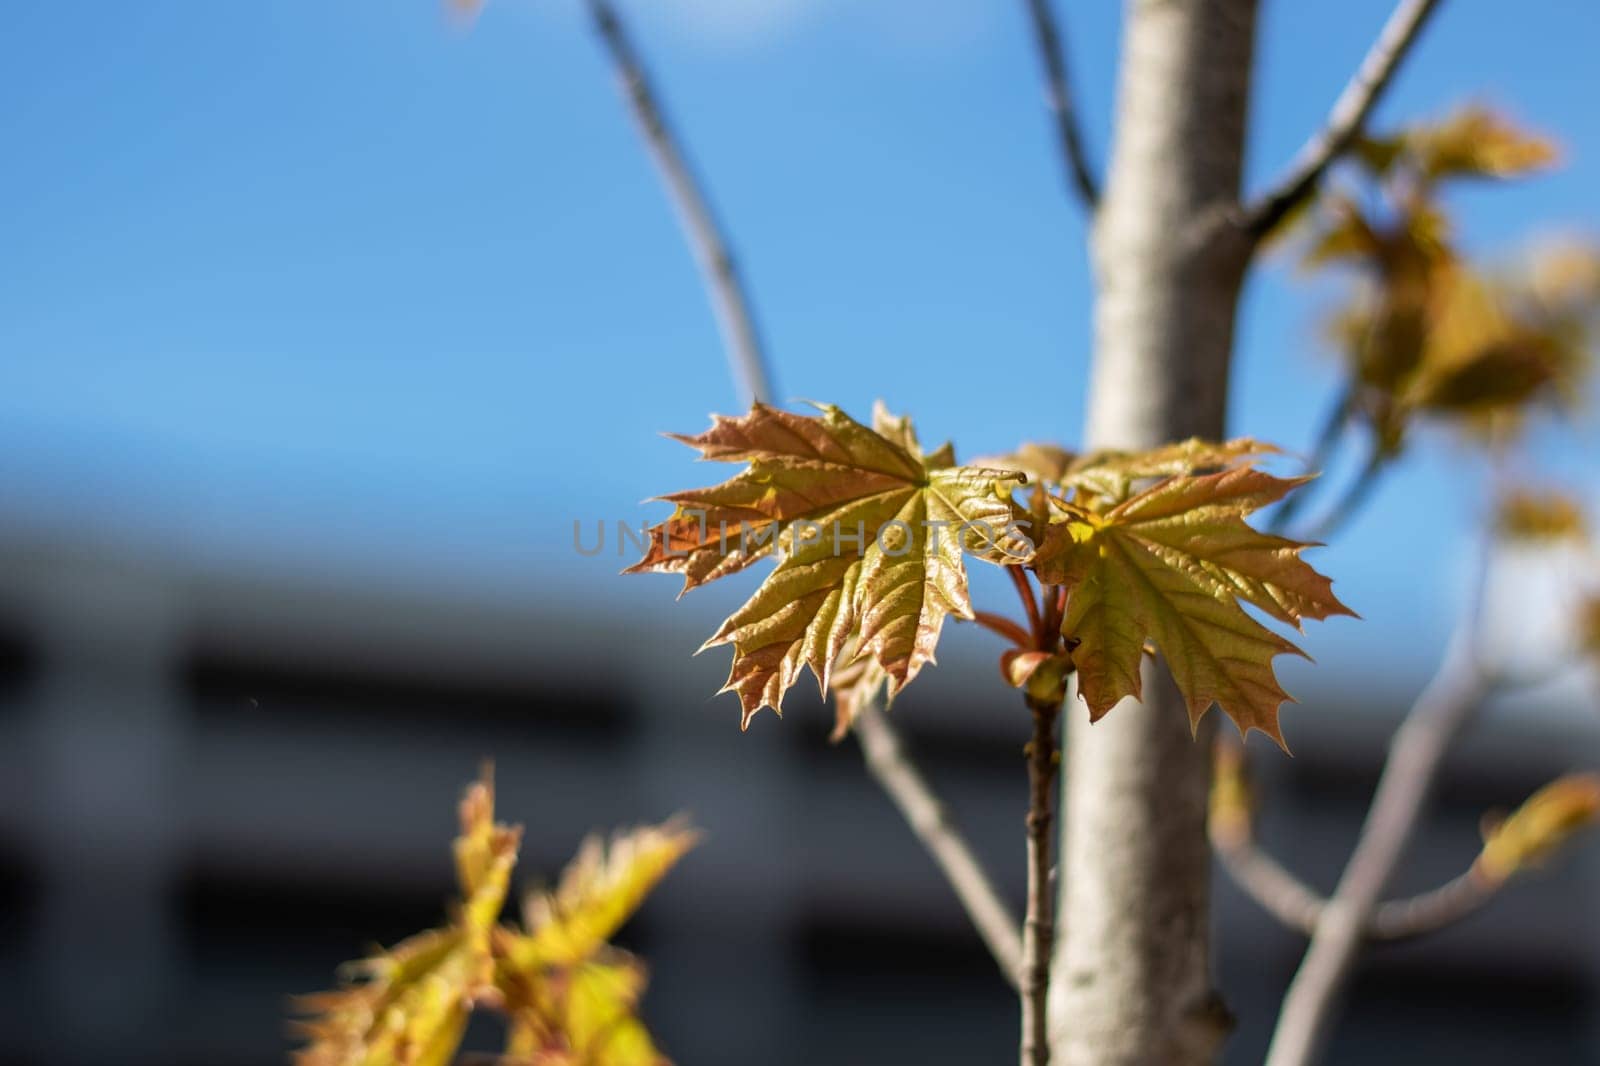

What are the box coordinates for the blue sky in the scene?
[2,0,1597,688]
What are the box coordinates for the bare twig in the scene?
[1304,445,1389,543]
[1213,824,1327,934]
[853,701,1024,988]
[1213,825,1503,942]
[584,0,1023,989]
[1240,0,1444,241]
[1368,868,1498,939]
[1021,695,1062,1066]
[1020,0,1099,211]
[586,0,777,407]
[1264,533,1491,1066]
[1268,387,1353,537]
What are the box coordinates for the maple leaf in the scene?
[1411,105,1559,182]
[628,402,1031,726]
[292,772,520,1066]
[826,636,889,742]
[1296,107,1591,453]
[1035,452,1353,746]
[496,823,694,1066]
[293,773,692,1066]
[516,822,698,968]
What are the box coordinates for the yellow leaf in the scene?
[293,770,520,1066]
[826,639,889,742]
[1494,489,1588,543]
[1477,775,1600,882]
[1413,105,1559,182]
[517,822,698,969]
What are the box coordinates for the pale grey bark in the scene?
[1051,2,1260,1063]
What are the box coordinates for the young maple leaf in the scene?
[826,635,889,741]
[514,822,699,968]
[292,772,520,1066]
[293,772,693,1066]
[627,402,1030,726]
[495,822,696,1066]
[1033,451,1354,747]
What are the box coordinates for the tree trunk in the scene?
[1051,2,1259,1063]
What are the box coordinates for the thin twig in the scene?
[583,0,1023,991]
[1369,868,1498,939]
[1020,0,1099,211]
[1264,536,1491,1066]
[1213,825,1327,935]
[1305,444,1388,543]
[586,0,777,407]
[853,700,1024,988]
[1020,696,1062,1066]
[1240,0,1445,241]
[1268,387,1353,537]
[1214,827,1503,942]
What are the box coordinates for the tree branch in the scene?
[1304,444,1389,543]
[1021,695,1062,1066]
[1264,560,1489,1066]
[1213,821,1504,943]
[584,0,1025,992]
[853,701,1024,988]
[1368,868,1498,940]
[1267,386,1352,537]
[586,0,777,407]
[1240,0,1444,241]
[1020,0,1099,211]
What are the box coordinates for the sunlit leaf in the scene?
[293,773,519,1066]
[629,403,1031,725]
[1413,105,1559,182]
[1035,458,1352,745]
[293,774,691,1066]
[517,823,698,969]
[1477,775,1600,882]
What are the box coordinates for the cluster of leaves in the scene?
[629,403,1353,746]
[1295,105,1599,453]
[293,770,695,1066]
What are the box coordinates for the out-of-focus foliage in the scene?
[1297,105,1599,454]
[1207,738,1254,849]
[1494,488,1589,543]
[293,770,694,1066]
[632,404,1351,747]
[1477,775,1600,883]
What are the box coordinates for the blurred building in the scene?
[0,523,1595,1066]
